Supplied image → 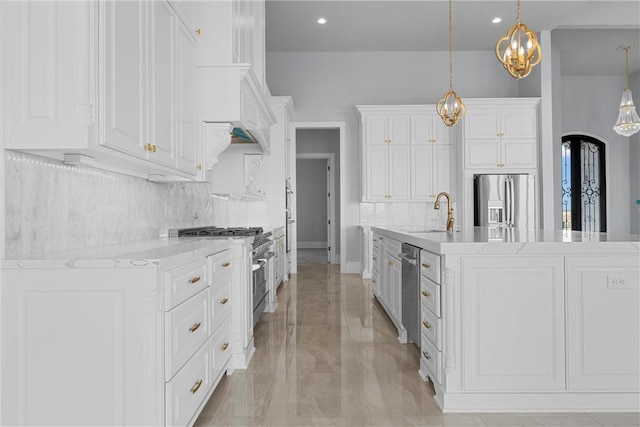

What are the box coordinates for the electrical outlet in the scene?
[607,275,629,289]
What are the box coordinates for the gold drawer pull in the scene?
[421,291,431,298]
[220,298,229,305]
[422,351,431,360]
[189,322,202,333]
[195,27,201,36]
[188,276,201,284]
[422,321,432,330]
[421,263,431,269]
[220,342,229,351]
[221,262,230,268]
[190,379,203,394]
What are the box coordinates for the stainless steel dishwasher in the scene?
[399,243,420,348]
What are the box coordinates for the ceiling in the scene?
[265,0,640,76]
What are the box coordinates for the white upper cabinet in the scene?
[3,1,202,181]
[463,98,539,171]
[357,106,455,202]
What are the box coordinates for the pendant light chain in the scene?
[448,0,453,90]
[624,46,630,90]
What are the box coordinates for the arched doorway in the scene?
[561,134,607,233]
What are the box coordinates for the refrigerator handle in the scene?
[508,177,515,226]
[505,177,511,226]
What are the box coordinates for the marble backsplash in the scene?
[360,201,454,229]
[5,151,216,257]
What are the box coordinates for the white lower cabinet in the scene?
[461,256,565,391]
[374,236,404,340]
[0,243,235,426]
[566,255,640,390]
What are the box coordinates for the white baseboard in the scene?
[297,241,327,249]
[342,261,360,274]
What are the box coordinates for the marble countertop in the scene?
[371,226,640,255]
[1,236,252,269]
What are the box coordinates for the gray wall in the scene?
[630,71,640,234]
[297,129,341,253]
[560,75,632,234]
[267,51,519,264]
[296,159,327,245]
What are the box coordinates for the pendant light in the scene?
[613,46,640,137]
[495,0,542,79]
[436,0,465,127]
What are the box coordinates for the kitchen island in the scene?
[370,226,640,413]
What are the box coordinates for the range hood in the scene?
[198,64,276,154]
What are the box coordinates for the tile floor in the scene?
[297,248,329,264]
[195,264,640,427]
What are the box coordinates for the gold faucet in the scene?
[434,192,455,232]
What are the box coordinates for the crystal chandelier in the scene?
[436,0,465,127]
[495,0,542,79]
[613,46,640,137]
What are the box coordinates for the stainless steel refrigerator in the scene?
[473,174,536,228]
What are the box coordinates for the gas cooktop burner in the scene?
[172,226,264,237]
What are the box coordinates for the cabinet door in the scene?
[101,1,147,158]
[411,114,431,145]
[176,20,199,174]
[432,143,453,196]
[462,256,565,391]
[365,146,388,200]
[566,256,640,390]
[463,108,501,139]
[465,139,501,169]
[501,139,537,169]
[365,115,389,145]
[388,145,411,200]
[502,108,537,139]
[432,115,453,145]
[148,1,176,167]
[411,145,434,199]
[388,114,410,145]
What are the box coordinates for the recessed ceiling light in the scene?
[317,17,327,24]
[492,17,502,24]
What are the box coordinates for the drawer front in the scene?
[421,332,442,384]
[385,238,402,259]
[165,339,213,427]
[210,250,232,276]
[421,306,442,350]
[166,289,210,379]
[420,275,441,317]
[210,278,232,333]
[165,258,210,310]
[211,320,232,373]
[420,250,441,284]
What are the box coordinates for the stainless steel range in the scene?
[170,226,273,327]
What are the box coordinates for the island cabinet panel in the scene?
[461,256,565,391]
[566,255,640,391]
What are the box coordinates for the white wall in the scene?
[296,159,327,246]
[267,51,519,263]
[560,75,632,234]
[296,129,341,252]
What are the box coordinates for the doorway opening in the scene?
[296,155,334,264]
[289,124,345,273]
[561,134,607,233]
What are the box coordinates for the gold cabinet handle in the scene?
[220,298,229,305]
[421,291,431,298]
[221,262,230,268]
[190,379,203,394]
[152,144,157,152]
[189,322,202,333]
[422,320,432,330]
[422,263,431,269]
[221,342,229,351]
[372,256,377,260]
[195,27,201,36]
[423,351,431,360]
[196,164,202,170]
[145,143,153,152]
[188,276,201,284]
